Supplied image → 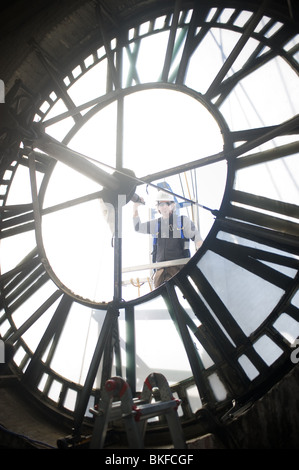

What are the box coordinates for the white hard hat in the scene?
[155,190,175,203]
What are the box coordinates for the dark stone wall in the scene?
[225,364,299,449]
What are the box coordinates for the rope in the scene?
[130,277,143,296]
[130,277,153,295]
[184,172,194,221]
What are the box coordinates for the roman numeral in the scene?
[19,149,53,174]
[213,23,296,107]
[30,39,83,126]
[211,237,297,290]
[160,0,184,83]
[124,40,141,87]
[227,190,299,238]
[233,135,299,169]
[174,5,210,85]
[7,289,63,344]
[0,203,35,238]
[96,4,121,90]
[0,150,54,239]
[22,294,72,387]
[204,0,271,101]
[174,272,269,390]
[164,282,217,404]
[0,248,50,315]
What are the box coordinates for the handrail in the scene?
[122,257,189,274]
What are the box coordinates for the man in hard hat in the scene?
[133,190,202,288]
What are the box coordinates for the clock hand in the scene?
[34,128,212,212]
[33,127,144,205]
[34,128,120,191]
[33,128,218,214]
[80,153,218,215]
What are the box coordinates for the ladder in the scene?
[89,372,187,449]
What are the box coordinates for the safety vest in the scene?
[152,215,190,263]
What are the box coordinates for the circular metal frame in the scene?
[0,0,298,447]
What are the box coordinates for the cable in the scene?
[184,172,194,220]
[49,139,219,216]
[0,422,57,449]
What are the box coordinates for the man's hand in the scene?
[133,200,144,217]
[196,240,203,250]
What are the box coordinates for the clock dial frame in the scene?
[0,0,298,445]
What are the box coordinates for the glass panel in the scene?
[123,88,223,177]
[198,250,284,336]
[291,290,299,308]
[233,11,253,28]
[0,319,11,338]
[68,60,108,107]
[174,285,201,328]
[186,28,240,93]
[220,56,299,130]
[235,153,299,206]
[208,373,228,401]
[38,373,49,392]
[48,380,62,403]
[130,31,169,83]
[186,384,202,412]
[13,346,27,368]
[49,305,107,385]
[42,198,114,303]
[188,274,237,347]
[6,164,36,205]
[217,231,299,279]
[0,232,36,275]
[253,335,283,366]
[273,313,299,344]
[44,116,75,141]
[238,354,259,380]
[67,101,117,168]
[22,298,58,353]
[12,281,57,328]
[217,8,235,23]
[134,297,193,390]
[63,388,78,412]
[121,158,227,301]
[174,285,215,368]
[2,6,298,402]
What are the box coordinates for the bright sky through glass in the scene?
[3,18,299,305]
[40,85,226,303]
[0,8,298,408]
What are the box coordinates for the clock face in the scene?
[0,1,299,440]
[37,85,227,304]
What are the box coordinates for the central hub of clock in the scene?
[99,167,138,206]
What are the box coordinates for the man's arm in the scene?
[182,216,203,250]
[133,202,159,236]
[133,202,141,219]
